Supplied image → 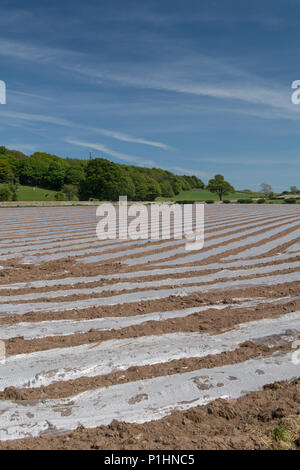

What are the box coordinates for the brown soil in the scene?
[1,281,300,328]
[4,298,299,356]
[3,213,282,257]
[64,219,300,268]
[2,266,299,307]
[0,216,299,286]
[0,342,293,402]
[146,222,300,267]
[0,254,298,298]
[1,208,300,450]
[1,377,299,450]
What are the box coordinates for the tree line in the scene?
[0,146,204,201]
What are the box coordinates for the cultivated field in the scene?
[0,204,299,450]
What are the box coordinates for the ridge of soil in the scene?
[1,377,299,450]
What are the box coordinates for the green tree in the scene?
[8,175,19,201]
[170,177,183,195]
[128,171,149,201]
[21,155,49,186]
[144,178,161,200]
[8,149,27,160]
[79,158,135,201]
[160,180,175,198]
[64,165,85,186]
[207,174,234,201]
[54,191,67,201]
[0,146,8,155]
[0,145,207,203]
[20,152,68,190]
[187,175,204,189]
[0,185,12,201]
[61,184,78,201]
[43,161,66,189]
[0,159,13,182]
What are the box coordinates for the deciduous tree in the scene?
[207,174,234,201]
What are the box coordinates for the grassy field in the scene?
[0,184,57,201]
[0,185,298,204]
[157,188,264,202]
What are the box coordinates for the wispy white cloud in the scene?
[0,109,70,126]
[0,38,298,121]
[59,61,300,124]
[10,89,55,102]
[93,128,171,150]
[66,139,208,177]
[0,38,73,63]
[66,138,155,166]
[0,109,171,150]
[80,68,294,114]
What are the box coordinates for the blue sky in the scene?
[1,0,300,191]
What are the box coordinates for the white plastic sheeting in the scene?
[0,206,300,442]
[0,261,299,304]
[0,251,298,292]
[81,216,296,264]
[1,311,299,390]
[0,271,299,317]
[0,304,231,340]
[2,296,295,340]
[127,220,300,265]
[0,351,298,441]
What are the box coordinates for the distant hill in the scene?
[0,146,204,201]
